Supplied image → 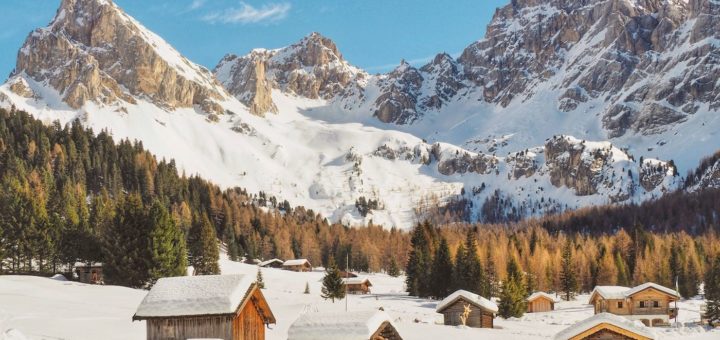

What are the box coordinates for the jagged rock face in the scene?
[432,143,498,176]
[459,0,719,137]
[544,136,634,198]
[507,151,538,179]
[373,61,424,124]
[7,78,35,98]
[215,52,277,115]
[216,32,364,115]
[639,160,673,191]
[14,0,227,113]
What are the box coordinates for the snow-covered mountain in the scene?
[0,0,715,228]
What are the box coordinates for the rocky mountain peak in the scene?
[283,32,345,67]
[11,0,228,114]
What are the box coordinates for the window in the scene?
[617,301,623,309]
[653,300,659,308]
[639,301,645,308]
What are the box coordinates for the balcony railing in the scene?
[632,307,670,315]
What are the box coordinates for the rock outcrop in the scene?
[13,0,228,113]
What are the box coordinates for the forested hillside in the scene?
[0,108,409,286]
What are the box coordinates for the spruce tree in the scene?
[304,281,310,294]
[387,257,400,277]
[148,200,187,284]
[704,256,720,326]
[498,257,527,318]
[102,194,150,288]
[405,222,433,297]
[189,214,220,275]
[256,268,265,289]
[321,258,346,302]
[430,237,453,299]
[559,239,578,301]
[684,259,700,298]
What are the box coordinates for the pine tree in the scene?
[304,281,310,294]
[430,237,453,299]
[321,258,345,302]
[189,214,220,275]
[256,268,265,289]
[102,194,150,288]
[498,257,527,318]
[684,259,700,298]
[147,200,187,284]
[704,256,720,326]
[559,239,578,301]
[387,257,400,277]
[485,248,499,298]
[405,222,433,297]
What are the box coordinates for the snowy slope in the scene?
[0,255,718,340]
[1,0,715,229]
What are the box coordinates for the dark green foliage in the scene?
[498,257,526,318]
[189,214,220,275]
[705,256,720,326]
[559,239,578,301]
[103,194,150,288]
[304,281,310,294]
[321,258,345,302]
[430,237,453,299]
[454,231,489,297]
[148,200,187,284]
[387,257,400,277]
[405,221,434,297]
[355,196,379,217]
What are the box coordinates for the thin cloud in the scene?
[189,0,206,10]
[202,2,291,24]
[365,52,462,73]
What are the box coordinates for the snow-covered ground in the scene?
[1,255,718,340]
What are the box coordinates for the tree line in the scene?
[405,221,720,318]
[0,108,408,287]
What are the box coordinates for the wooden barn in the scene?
[554,313,655,340]
[344,277,373,294]
[436,290,498,328]
[258,258,284,268]
[283,259,312,272]
[73,263,103,284]
[133,274,275,340]
[589,282,679,327]
[287,309,403,340]
[527,292,559,313]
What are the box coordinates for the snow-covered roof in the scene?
[625,282,680,298]
[590,286,631,300]
[283,259,311,267]
[287,310,394,340]
[258,258,284,267]
[554,313,655,340]
[134,275,256,318]
[527,292,559,303]
[73,262,103,268]
[343,277,372,286]
[590,282,679,303]
[436,290,498,313]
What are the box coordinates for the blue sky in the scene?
[0,0,508,78]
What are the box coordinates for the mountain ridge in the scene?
[0,0,718,228]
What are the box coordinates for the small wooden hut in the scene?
[436,290,497,328]
[258,258,284,268]
[527,292,559,313]
[344,277,373,294]
[287,310,403,340]
[554,313,655,340]
[283,259,312,272]
[73,263,103,284]
[133,274,275,340]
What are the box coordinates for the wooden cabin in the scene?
[287,310,402,340]
[344,277,373,294]
[258,258,284,268]
[588,282,679,327]
[73,263,103,284]
[283,259,312,272]
[340,271,359,278]
[554,313,655,340]
[527,292,558,313]
[436,290,497,328]
[133,275,276,340]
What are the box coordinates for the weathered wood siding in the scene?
[233,296,266,340]
[441,300,494,328]
[528,297,553,313]
[579,328,637,340]
[347,282,370,294]
[146,315,233,340]
[371,321,403,340]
